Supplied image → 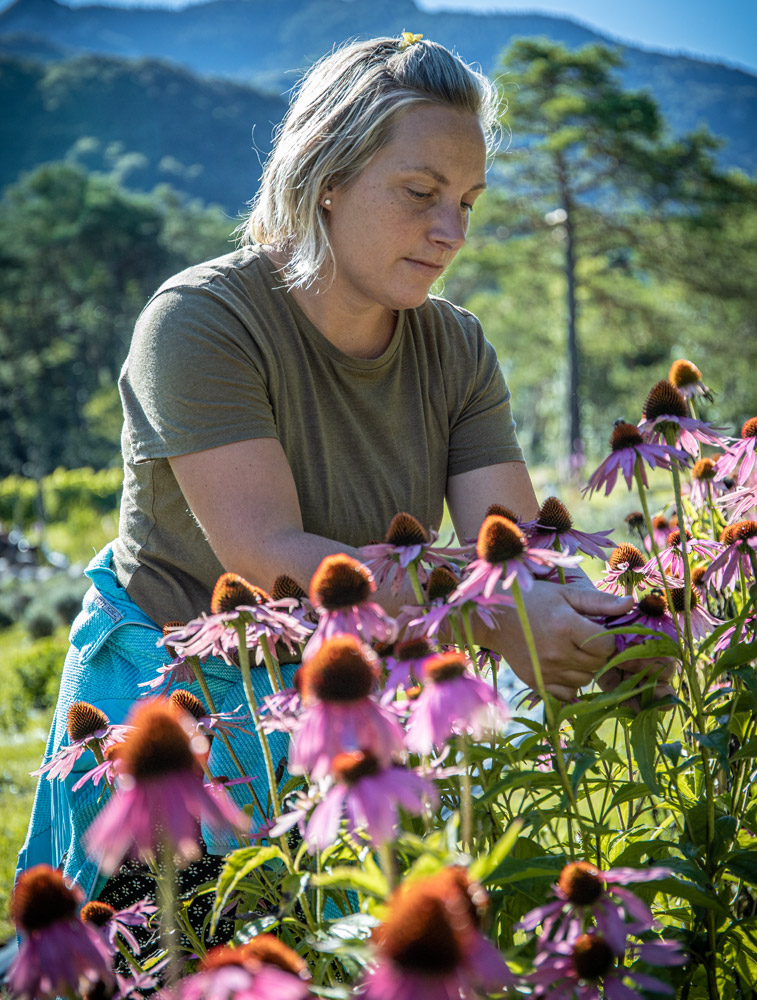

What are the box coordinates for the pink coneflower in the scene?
[687,456,728,509]
[382,637,437,695]
[84,699,247,874]
[668,359,713,402]
[405,566,504,640]
[638,380,726,457]
[606,589,679,652]
[139,621,198,692]
[361,867,514,1000]
[168,688,252,740]
[405,652,508,754]
[704,520,757,590]
[653,528,722,579]
[711,611,757,654]
[597,543,651,596]
[667,585,721,640]
[289,635,405,779]
[72,742,123,793]
[8,865,114,1000]
[304,554,397,659]
[717,482,757,522]
[530,930,685,999]
[648,513,673,553]
[451,515,579,604]
[524,497,616,560]
[32,701,131,782]
[294,749,436,851]
[585,422,689,498]
[176,935,312,1000]
[162,574,312,667]
[359,512,465,595]
[714,417,757,486]
[80,898,157,956]
[519,860,673,957]
[259,670,303,734]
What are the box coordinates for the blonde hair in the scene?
[240,36,501,288]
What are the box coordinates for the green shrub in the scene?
[0,466,123,532]
[0,626,68,731]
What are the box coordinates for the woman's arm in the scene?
[168,437,415,615]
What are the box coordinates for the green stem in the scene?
[259,633,284,692]
[461,606,481,676]
[407,561,426,606]
[157,843,180,987]
[458,735,472,852]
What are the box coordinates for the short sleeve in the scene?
[446,315,524,478]
[119,286,278,462]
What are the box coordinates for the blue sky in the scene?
[7,0,756,75]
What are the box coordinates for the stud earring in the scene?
[323,198,332,207]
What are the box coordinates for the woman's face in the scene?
[322,103,488,314]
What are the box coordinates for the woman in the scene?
[18,34,641,907]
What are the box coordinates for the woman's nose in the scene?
[429,203,468,251]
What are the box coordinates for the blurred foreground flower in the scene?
[8,865,113,1000]
[175,934,311,1000]
[84,698,247,873]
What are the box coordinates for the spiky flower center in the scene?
[741,417,757,440]
[331,749,381,784]
[692,457,717,481]
[424,652,467,684]
[162,621,186,654]
[608,543,645,571]
[644,380,690,421]
[537,496,573,533]
[638,590,667,617]
[610,422,643,451]
[721,520,757,545]
[669,587,699,613]
[669,359,702,388]
[80,900,116,927]
[119,700,195,780]
[169,689,207,720]
[385,512,429,547]
[13,865,79,932]
[426,566,458,601]
[211,573,270,614]
[271,574,307,601]
[691,565,707,587]
[428,866,487,929]
[572,933,615,980]
[310,554,374,610]
[376,884,463,975]
[485,503,519,522]
[395,637,433,662]
[625,511,645,531]
[653,515,670,532]
[242,934,308,977]
[666,528,692,548]
[558,861,605,906]
[477,515,525,563]
[202,944,252,970]
[302,635,376,702]
[67,701,109,743]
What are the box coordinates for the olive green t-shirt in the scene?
[113,246,524,626]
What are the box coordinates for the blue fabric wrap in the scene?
[16,543,295,901]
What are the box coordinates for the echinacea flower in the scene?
[176,934,312,1000]
[519,860,673,956]
[666,585,721,640]
[668,359,713,402]
[606,589,679,653]
[162,573,312,667]
[259,672,303,734]
[524,497,615,560]
[714,417,757,486]
[304,554,397,659]
[652,528,722,580]
[529,930,685,999]
[687,456,728,509]
[638,381,726,457]
[291,749,436,850]
[584,422,689,498]
[84,698,247,874]
[80,898,157,956]
[405,651,508,753]
[382,637,437,695]
[704,519,757,590]
[289,635,404,779]
[451,515,579,604]
[717,482,757,522]
[360,867,514,999]
[8,865,113,1000]
[597,543,650,596]
[168,688,252,739]
[139,621,198,692]
[405,565,502,639]
[360,512,464,594]
[32,701,131,782]
[72,742,123,793]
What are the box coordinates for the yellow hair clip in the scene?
[399,31,424,50]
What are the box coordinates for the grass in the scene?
[0,718,50,942]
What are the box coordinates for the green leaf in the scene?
[723,849,757,885]
[630,708,660,794]
[609,781,650,810]
[712,641,757,678]
[310,865,389,899]
[211,844,284,931]
[659,741,683,764]
[652,875,729,915]
[470,820,523,882]
[485,854,564,887]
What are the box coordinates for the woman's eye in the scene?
[407,189,432,201]
[461,201,474,213]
